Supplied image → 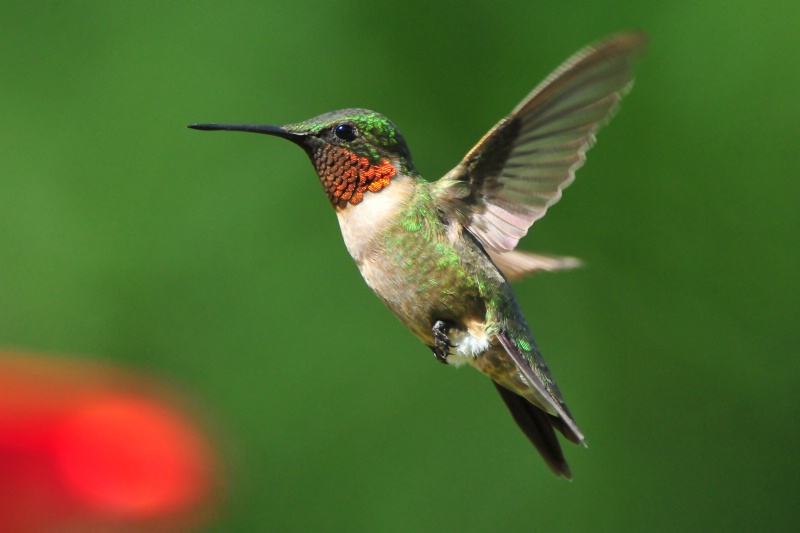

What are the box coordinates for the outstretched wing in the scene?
[436,32,646,253]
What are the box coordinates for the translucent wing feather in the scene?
[437,33,646,253]
[487,249,582,281]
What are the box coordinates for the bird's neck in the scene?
[335,173,417,263]
[311,145,400,208]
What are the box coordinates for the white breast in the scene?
[335,174,415,263]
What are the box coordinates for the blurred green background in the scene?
[1,1,798,531]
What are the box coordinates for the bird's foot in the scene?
[431,320,457,365]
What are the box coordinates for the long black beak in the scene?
[188,123,306,146]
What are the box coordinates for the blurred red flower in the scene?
[0,350,219,532]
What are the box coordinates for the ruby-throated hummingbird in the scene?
[190,33,645,478]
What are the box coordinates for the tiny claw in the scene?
[431,346,449,365]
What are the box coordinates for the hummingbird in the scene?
[190,33,645,478]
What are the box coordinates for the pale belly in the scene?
[335,176,506,357]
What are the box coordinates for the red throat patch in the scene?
[312,145,396,207]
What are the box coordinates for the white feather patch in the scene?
[446,321,491,367]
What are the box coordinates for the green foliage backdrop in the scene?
[1,2,798,531]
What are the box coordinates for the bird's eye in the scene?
[334,123,357,142]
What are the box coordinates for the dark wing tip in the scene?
[592,30,648,61]
[607,30,648,48]
[493,382,574,479]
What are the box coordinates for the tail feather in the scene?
[493,381,573,479]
